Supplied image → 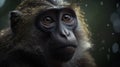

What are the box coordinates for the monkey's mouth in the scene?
[51,43,77,53]
[57,45,77,53]
[51,44,77,56]
[50,45,77,61]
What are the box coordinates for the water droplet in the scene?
[112,43,119,53]
[107,24,110,27]
[113,19,120,33]
[107,54,110,61]
[102,47,105,50]
[112,33,115,35]
[111,12,120,33]
[100,1,104,6]
[108,48,111,53]
[116,3,119,8]
[101,40,106,44]
[0,0,6,8]
[85,4,88,7]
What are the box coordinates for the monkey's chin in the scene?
[51,46,76,62]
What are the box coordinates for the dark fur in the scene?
[0,0,96,67]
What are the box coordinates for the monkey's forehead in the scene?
[16,0,71,17]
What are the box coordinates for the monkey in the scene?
[0,0,96,67]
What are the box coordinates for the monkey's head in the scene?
[10,0,91,63]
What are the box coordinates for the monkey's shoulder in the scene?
[0,28,13,46]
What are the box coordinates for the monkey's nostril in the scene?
[59,32,71,40]
[60,33,66,38]
[66,32,70,36]
[64,30,70,36]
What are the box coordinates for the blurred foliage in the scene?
[0,0,21,29]
[0,0,120,67]
[80,0,120,67]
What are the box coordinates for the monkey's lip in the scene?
[63,46,76,53]
[56,45,77,52]
[59,45,77,49]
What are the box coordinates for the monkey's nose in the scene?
[59,29,70,39]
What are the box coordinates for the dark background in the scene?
[0,0,120,67]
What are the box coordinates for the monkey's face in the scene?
[35,8,78,62]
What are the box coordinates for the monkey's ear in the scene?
[9,10,23,33]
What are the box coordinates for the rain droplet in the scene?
[113,19,120,33]
[101,40,105,44]
[100,1,104,6]
[0,0,6,8]
[112,33,115,35]
[102,47,105,50]
[85,4,88,7]
[107,24,110,27]
[108,48,111,53]
[107,54,110,61]
[112,43,119,53]
[116,3,119,8]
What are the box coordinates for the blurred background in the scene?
[0,0,120,67]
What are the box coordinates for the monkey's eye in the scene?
[62,14,73,24]
[41,16,54,28]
